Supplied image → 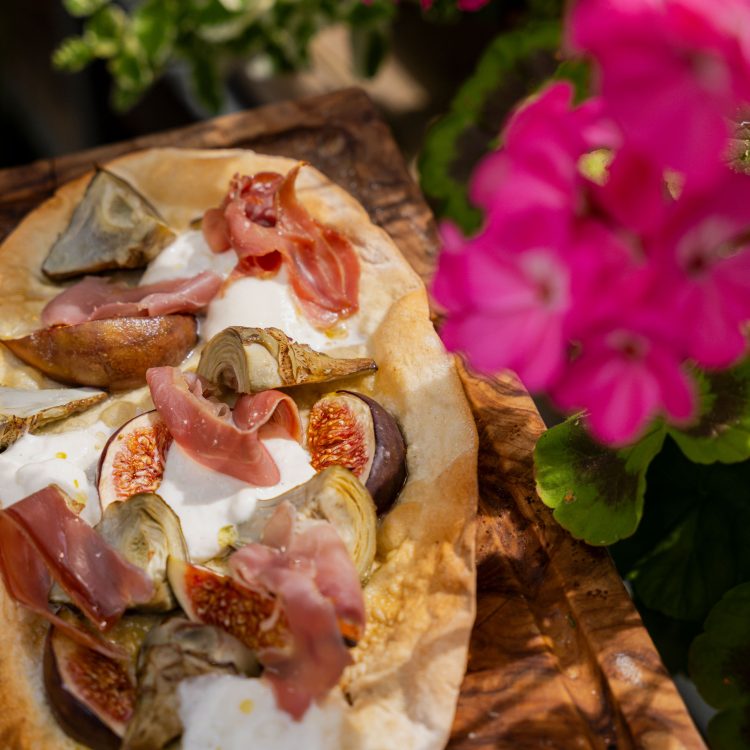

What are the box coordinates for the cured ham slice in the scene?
[0,485,153,656]
[203,166,360,329]
[146,367,302,486]
[41,271,222,327]
[230,502,365,719]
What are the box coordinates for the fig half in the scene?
[96,493,188,612]
[2,315,197,390]
[44,625,135,749]
[197,326,377,393]
[42,168,175,281]
[167,557,292,654]
[0,385,106,449]
[97,411,172,510]
[122,619,260,750]
[307,391,407,514]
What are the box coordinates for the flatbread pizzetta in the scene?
[0,148,477,750]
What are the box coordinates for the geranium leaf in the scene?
[689,582,750,750]
[419,20,561,232]
[534,417,665,545]
[623,440,750,621]
[669,358,750,464]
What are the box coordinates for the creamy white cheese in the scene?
[139,229,236,285]
[203,268,363,350]
[156,438,315,562]
[0,422,111,526]
[179,675,344,750]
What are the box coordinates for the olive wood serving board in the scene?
[0,88,705,749]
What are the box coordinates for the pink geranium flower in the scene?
[434,224,571,390]
[470,82,618,253]
[569,0,750,186]
[590,146,672,236]
[650,168,750,368]
[551,327,696,445]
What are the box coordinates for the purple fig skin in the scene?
[339,391,407,514]
[2,315,197,391]
[43,629,122,750]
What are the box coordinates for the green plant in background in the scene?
[418,19,562,233]
[53,0,397,110]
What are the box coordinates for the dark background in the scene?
[0,0,526,169]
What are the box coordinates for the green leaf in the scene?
[534,417,666,545]
[132,0,179,67]
[689,582,750,750]
[419,20,561,232]
[84,5,127,58]
[52,36,96,72]
[62,0,107,18]
[632,503,750,621]
[108,46,154,111]
[618,439,750,621]
[186,43,223,113]
[669,358,750,464]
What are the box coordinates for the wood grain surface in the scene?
[0,88,705,750]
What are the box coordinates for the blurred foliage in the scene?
[690,584,750,750]
[418,19,561,233]
[54,0,398,111]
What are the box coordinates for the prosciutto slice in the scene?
[146,367,302,486]
[203,166,360,329]
[230,502,366,719]
[41,271,222,327]
[0,485,153,656]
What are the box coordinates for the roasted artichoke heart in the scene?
[236,466,377,581]
[196,326,377,393]
[122,618,260,750]
[0,385,106,449]
[95,493,188,612]
[42,168,175,281]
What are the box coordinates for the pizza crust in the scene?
[0,148,478,750]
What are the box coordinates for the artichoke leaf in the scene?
[95,493,188,612]
[236,466,377,581]
[42,168,175,281]
[0,385,106,449]
[122,618,260,750]
[197,326,377,393]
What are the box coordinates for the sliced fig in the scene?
[197,325,377,393]
[97,411,172,510]
[2,315,197,390]
[167,557,292,654]
[96,493,188,612]
[307,391,407,514]
[236,466,377,581]
[44,624,135,749]
[42,167,175,281]
[122,619,260,750]
[0,385,107,449]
